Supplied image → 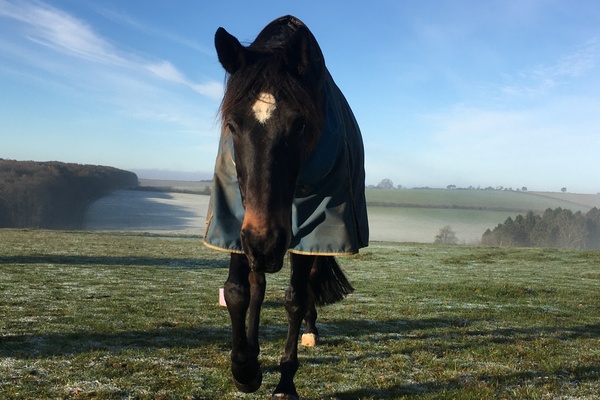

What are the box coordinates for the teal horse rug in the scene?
[203,24,368,256]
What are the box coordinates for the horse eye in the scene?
[226,123,237,136]
[292,119,306,133]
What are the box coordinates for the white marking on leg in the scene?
[301,333,318,347]
[252,92,276,124]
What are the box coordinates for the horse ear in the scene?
[284,26,323,81]
[215,27,246,74]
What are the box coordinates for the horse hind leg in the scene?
[301,255,353,347]
[301,297,319,347]
[225,253,265,393]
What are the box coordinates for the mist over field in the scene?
[84,180,600,245]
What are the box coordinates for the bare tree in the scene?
[377,178,394,189]
[434,225,459,245]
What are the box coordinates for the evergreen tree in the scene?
[480,207,600,249]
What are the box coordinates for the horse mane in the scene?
[219,16,325,155]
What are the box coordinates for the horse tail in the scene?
[309,256,354,306]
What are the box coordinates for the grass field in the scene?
[365,189,596,213]
[1,229,599,399]
[137,180,600,213]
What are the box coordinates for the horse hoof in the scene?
[301,333,318,347]
[272,393,299,400]
[233,369,262,393]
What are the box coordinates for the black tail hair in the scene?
[309,256,354,306]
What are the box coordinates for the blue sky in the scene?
[1,0,599,193]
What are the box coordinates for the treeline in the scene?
[0,159,138,229]
[482,207,600,249]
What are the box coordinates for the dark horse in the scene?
[204,16,368,399]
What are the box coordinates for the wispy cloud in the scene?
[0,0,222,99]
[0,0,125,65]
[414,88,600,191]
[539,38,599,78]
[145,61,223,98]
[502,38,600,96]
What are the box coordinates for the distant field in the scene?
[135,180,598,213]
[138,179,211,194]
[86,182,600,244]
[530,191,600,209]
[1,230,598,399]
[364,189,599,244]
[365,189,596,213]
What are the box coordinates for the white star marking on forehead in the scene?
[252,92,277,124]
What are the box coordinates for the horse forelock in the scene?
[219,23,325,156]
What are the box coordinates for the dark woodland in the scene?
[482,207,600,249]
[0,159,138,229]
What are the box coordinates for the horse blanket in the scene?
[203,20,369,256]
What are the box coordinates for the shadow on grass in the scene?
[0,325,231,359]
[2,311,598,397]
[319,317,600,342]
[327,364,600,399]
[0,255,227,269]
[299,318,600,398]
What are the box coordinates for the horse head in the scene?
[215,20,325,273]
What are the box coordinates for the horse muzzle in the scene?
[240,224,290,273]
[241,231,289,273]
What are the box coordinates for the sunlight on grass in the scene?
[0,230,599,399]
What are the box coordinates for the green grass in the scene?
[365,189,593,213]
[1,230,599,399]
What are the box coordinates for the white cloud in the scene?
[0,0,222,99]
[502,38,600,97]
[146,61,188,84]
[409,37,600,191]
[540,38,599,78]
[189,81,224,99]
[146,61,223,99]
[413,94,600,192]
[0,0,125,65]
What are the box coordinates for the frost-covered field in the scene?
[1,230,598,399]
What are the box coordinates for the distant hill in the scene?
[365,188,598,213]
[0,159,138,229]
[135,179,211,195]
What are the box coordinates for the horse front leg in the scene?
[224,253,266,393]
[273,254,313,399]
